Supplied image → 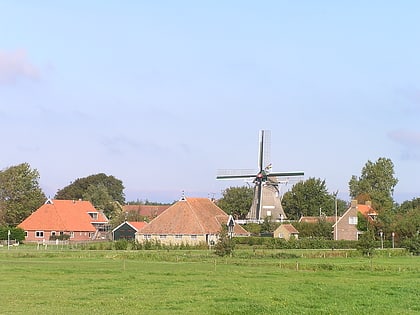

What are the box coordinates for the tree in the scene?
[214,225,235,257]
[392,198,420,240]
[260,216,277,234]
[402,235,420,256]
[282,178,345,220]
[357,229,376,256]
[55,173,125,204]
[0,163,46,226]
[398,197,420,214]
[0,226,25,242]
[216,186,253,219]
[292,220,334,239]
[82,183,123,219]
[349,157,398,212]
[357,211,369,232]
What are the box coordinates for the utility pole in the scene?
[334,191,338,241]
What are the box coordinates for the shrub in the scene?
[0,227,25,242]
[131,240,143,250]
[292,221,334,239]
[357,230,376,256]
[114,239,129,250]
[401,235,420,256]
[214,226,235,257]
[233,236,358,250]
[241,223,261,236]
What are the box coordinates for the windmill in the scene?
[217,130,304,222]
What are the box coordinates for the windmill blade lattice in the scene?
[216,130,304,222]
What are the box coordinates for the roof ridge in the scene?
[51,202,67,230]
[187,199,206,233]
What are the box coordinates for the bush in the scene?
[292,221,334,239]
[357,230,376,256]
[0,227,25,242]
[241,223,261,236]
[401,236,420,256]
[214,226,235,257]
[114,239,129,250]
[234,236,358,250]
[131,240,143,250]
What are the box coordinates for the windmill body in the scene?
[217,130,304,222]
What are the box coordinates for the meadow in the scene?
[0,246,419,315]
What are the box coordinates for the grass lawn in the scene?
[0,247,419,314]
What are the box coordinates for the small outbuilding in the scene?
[273,224,299,240]
[112,221,148,240]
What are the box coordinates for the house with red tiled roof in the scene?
[273,224,299,240]
[112,221,148,240]
[135,197,250,246]
[18,199,109,242]
[333,200,378,240]
[122,204,170,221]
[357,201,378,222]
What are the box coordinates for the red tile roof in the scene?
[18,199,107,232]
[357,204,378,217]
[281,224,299,234]
[127,221,148,231]
[122,205,170,219]
[138,197,249,236]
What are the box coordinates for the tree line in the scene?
[0,157,419,247]
[217,157,420,245]
[0,163,127,227]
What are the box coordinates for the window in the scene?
[190,235,197,240]
[175,235,182,239]
[35,231,44,238]
[349,216,358,225]
[51,231,56,237]
[159,235,167,239]
[70,232,74,239]
[24,231,28,237]
[144,234,151,240]
[88,212,98,220]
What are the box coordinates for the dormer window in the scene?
[88,212,98,220]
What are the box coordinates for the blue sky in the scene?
[1,1,419,204]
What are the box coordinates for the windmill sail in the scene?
[216,130,304,222]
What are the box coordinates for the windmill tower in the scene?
[217,130,304,222]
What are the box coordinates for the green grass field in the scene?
[0,247,419,314]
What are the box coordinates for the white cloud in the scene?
[0,49,40,84]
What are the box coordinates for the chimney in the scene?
[365,200,372,207]
[351,200,358,209]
